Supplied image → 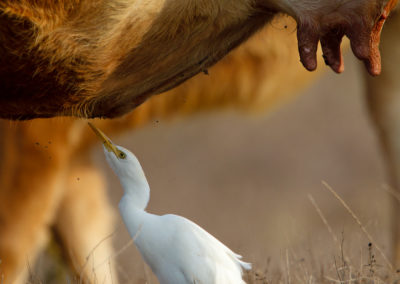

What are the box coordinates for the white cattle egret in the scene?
[88,122,251,284]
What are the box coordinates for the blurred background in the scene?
[79,53,393,283]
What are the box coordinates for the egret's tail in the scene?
[238,259,252,271]
[217,251,252,283]
[233,252,252,271]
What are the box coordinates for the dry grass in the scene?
[243,249,397,284]
[242,183,399,284]
[243,239,398,284]
[26,182,400,284]
[244,182,400,284]
[32,242,400,283]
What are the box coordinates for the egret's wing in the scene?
[161,214,251,284]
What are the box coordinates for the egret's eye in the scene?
[118,151,127,159]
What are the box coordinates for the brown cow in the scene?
[0,0,396,119]
[1,11,400,282]
[0,0,399,283]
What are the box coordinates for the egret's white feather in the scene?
[102,143,251,284]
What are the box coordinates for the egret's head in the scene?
[88,122,145,179]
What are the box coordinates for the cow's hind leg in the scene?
[54,155,117,283]
[0,120,73,283]
[364,11,400,267]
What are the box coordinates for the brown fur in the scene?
[0,0,395,119]
[1,10,400,282]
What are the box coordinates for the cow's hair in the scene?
[0,1,273,119]
[0,0,394,119]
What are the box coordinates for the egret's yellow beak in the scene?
[88,122,120,158]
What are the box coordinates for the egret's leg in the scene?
[54,156,117,284]
[0,120,73,284]
[364,11,400,267]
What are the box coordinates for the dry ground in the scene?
[34,54,399,283]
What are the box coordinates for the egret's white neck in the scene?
[118,169,151,239]
[119,172,150,211]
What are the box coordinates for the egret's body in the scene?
[89,123,251,284]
